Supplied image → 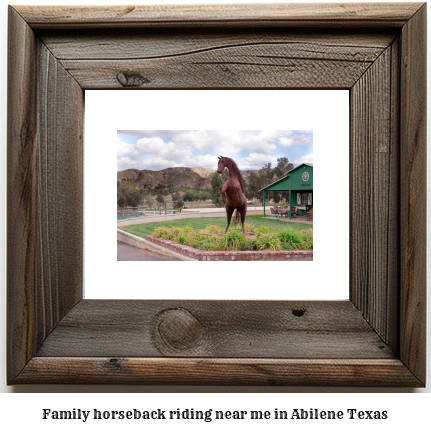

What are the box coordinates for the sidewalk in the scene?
[262,216,313,225]
[117,207,265,227]
[117,241,180,261]
[182,206,265,213]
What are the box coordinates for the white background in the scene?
[85,90,349,300]
[0,0,429,423]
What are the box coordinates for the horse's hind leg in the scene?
[239,204,247,233]
[225,206,235,233]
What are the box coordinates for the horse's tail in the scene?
[234,208,240,226]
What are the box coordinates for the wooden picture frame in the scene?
[7,3,426,386]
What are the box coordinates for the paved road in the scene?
[117,241,312,261]
[117,241,180,261]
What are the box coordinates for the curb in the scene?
[117,230,197,261]
[145,235,313,261]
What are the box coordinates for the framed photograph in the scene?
[7,3,426,386]
[87,90,348,301]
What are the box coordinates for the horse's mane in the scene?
[221,157,246,193]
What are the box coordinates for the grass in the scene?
[121,215,312,237]
[120,216,313,251]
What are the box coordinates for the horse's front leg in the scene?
[220,183,228,207]
[221,192,226,206]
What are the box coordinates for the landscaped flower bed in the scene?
[152,224,313,252]
[145,235,312,261]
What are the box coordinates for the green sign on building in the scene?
[259,163,313,219]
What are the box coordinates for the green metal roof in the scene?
[259,163,313,192]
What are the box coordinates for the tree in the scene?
[273,156,294,179]
[158,184,169,196]
[200,190,211,201]
[275,157,293,202]
[142,194,155,208]
[245,172,264,201]
[171,191,184,209]
[117,179,143,208]
[278,156,294,172]
[156,191,165,206]
[210,170,228,207]
[253,157,294,203]
[140,184,152,196]
[256,163,276,202]
[173,199,184,209]
[183,190,194,202]
[259,162,273,182]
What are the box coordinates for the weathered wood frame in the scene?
[7,3,426,386]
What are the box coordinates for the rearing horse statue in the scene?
[217,156,247,234]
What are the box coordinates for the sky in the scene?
[117,130,313,172]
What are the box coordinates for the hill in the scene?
[190,167,215,178]
[117,167,211,189]
[117,167,257,190]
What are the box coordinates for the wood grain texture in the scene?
[387,38,401,353]
[399,3,427,385]
[36,300,393,359]
[7,6,38,381]
[41,31,395,60]
[35,40,84,335]
[7,3,426,386]
[15,3,423,29]
[16,358,422,386]
[7,6,83,382]
[350,44,399,348]
[58,38,393,89]
[42,30,395,89]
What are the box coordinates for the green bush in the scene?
[216,229,250,251]
[177,234,188,245]
[299,228,313,250]
[255,232,282,250]
[278,227,301,250]
[152,223,312,251]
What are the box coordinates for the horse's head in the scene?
[217,156,227,174]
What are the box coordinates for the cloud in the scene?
[119,157,184,171]
[138,157,183,170]
[238,153,275,170]
[182,154,219,169]
[117,130,313,171]
[135,137,192,160]
[171,130,278,155]
[117,140,139,158]
[292,153,314,165]
[279,131,312,147]
[117,157,139,171]
[117,130,179,138]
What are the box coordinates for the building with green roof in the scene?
[259,163,313,219]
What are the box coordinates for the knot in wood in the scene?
[116,71,150,87]
[292,308,306,317]
[155,308,203,351]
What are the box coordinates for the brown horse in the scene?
[217,156,247,234]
